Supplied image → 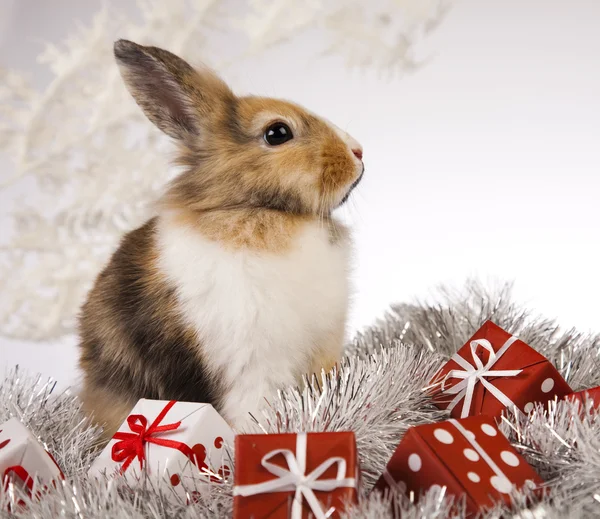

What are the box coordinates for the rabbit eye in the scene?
[264,122,293,146]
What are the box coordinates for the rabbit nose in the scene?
[352,148,363,160]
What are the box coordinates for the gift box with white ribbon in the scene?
[373,416,544,516]
[428,321,572,419]
[233,432,359,519]
[0,418,64,505]
[88,399,233,500]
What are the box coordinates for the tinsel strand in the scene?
[1,281,600,517]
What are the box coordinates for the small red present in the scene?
[373,416,544,516]
[428,321,571,419]
[233,432,359,519]
[564,386,600,411]
[0,418,64,508]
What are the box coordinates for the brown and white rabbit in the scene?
[78,39,364,439]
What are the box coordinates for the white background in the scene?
[1,0,599,389]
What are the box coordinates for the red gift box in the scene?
[233,432,359,519]
[373,416,544,516]
[428,321,571,419]
[564,386,600,410]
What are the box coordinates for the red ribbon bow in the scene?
[3,466,34,494]
[3,466,34,510]
[111,400,194,473]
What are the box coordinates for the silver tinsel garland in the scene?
[1,280,599,518]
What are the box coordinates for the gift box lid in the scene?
[234,431,358,518]
[449,321,547,374]
[89,399,234,481]
[0,419,30,469]
[412,416,543,509]
[431,321,569,415]
[0,418,62,483]
[134,399,213,424]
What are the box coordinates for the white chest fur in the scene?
[156,214,351,429]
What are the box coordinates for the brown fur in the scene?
[168,207,314,252]
[114,40,362,229]
[79,40,363,437]
[161,95,358,219]
[309,320,347,377]
[79,219,220,439]
[80,385,138,442]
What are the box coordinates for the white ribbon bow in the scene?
[233,433,356,519]
[442,336,522,418]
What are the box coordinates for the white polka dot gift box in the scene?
[427,321,572,419]
[372,415,544,516]
[0,418,64,507]
[88,399,234,502]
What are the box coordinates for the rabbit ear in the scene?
[114,39,231,141]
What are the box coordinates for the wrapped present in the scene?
[88,399,233,498]
[428,321,571,419]
[0,418,64,504]
[373,416,543,515]
[564,386,600,411]
[233,432,359,519]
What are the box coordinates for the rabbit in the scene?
[78,39,364,439]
